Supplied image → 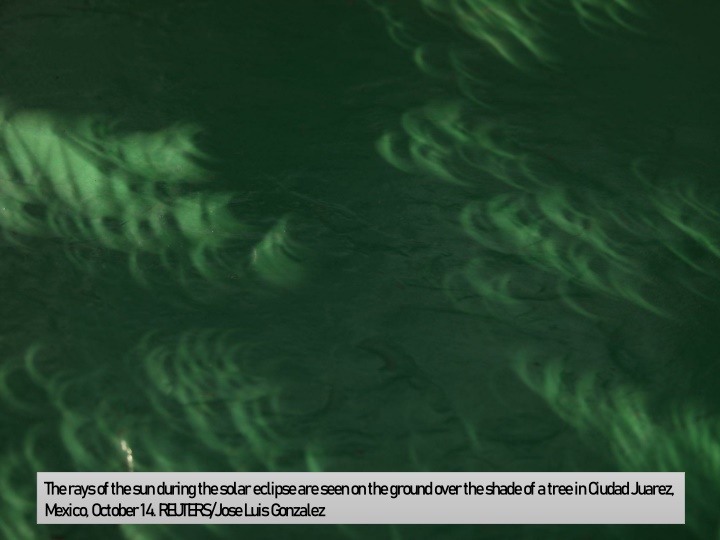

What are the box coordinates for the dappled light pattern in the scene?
[380,97,720,319]
[0,328,495,540]
[379,101,718,318]
[374,0,720,536]
[0,330,297,539]
[515,353,720,539]
[453,174,720,318]
[420,0,559,70]
[376,0,720,320]
[369,0,645,70]
[138,330,288,471]
[0,101,305,294]
[0,1,718,539]
[377,102,529,185]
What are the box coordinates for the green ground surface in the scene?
[1,1,719,539]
